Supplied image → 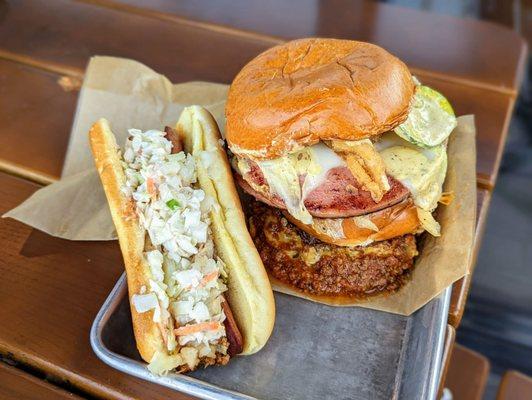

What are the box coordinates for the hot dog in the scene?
[89,106,275,375]
[164,126,183,154]
[221,296,244,356]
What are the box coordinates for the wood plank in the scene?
[0,361,83,400]
[0,173,192,399]
[497,370,532,400]
[0,0,272,84]
[0,59,77,184]
[448,189,491,327]
[444,344,490,400]
[106,0,528,93]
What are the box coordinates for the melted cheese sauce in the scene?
[258,155,313,224]
[302,143,345,198]
[376,132,447,212]
[256,143,345,225]
[247,133,447,237]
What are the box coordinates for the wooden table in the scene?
[0,361,82,400]
[444,343,490,400]
[497,370,532,400]
[0,1,526,398]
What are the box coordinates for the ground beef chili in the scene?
[248,201,418,297]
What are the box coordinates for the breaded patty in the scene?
[249,202,418,297]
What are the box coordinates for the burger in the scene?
[224,38,457,303]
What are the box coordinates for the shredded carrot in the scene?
[174,321,221,336]
[184,271,219,291]
[439,191,454,205]
[157,321,169,346]
[199,271,218,288]
[146,177,157,199]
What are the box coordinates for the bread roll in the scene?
[226,38,414,160]
[89,107,275,368]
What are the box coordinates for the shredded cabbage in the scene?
[417,208,441,237]
[131,293,159,313]
[122,128,229,373]
[147,351,183,375]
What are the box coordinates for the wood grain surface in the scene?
[497,370,532,400]
[0,0,527,397]
[445,344,490,400]
[0,59,77,183]
[0,0,272,83]
[0,361,82,400]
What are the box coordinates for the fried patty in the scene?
[248,202,418,297]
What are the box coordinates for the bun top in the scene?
[225,38,414,160]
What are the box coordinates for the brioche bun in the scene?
[226,38,414,160]
[283,198,421,247]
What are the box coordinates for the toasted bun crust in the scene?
[89,109,275,363]
[284,198,421,247]
[89,119,163,362]
[226,38,414,160]
[176,106,275,355]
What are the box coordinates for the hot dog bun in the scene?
[175,106,275,355]
[89,119,163,362]
[89,107,275,365]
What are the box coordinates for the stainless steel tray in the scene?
[91,273,450,400]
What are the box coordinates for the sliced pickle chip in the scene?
[395,85,457,148]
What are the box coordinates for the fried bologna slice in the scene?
[176,106,275,355]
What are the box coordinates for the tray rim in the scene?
[408,284,451,400]
[90,272,451,400]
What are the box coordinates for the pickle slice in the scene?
[395,85,457,147]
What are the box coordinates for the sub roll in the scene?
[89,106,275,374]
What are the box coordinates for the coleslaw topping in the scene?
[123,128,229,374]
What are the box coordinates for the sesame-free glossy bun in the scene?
[225,38,414,160]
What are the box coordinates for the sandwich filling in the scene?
[121,129,231,374]
[233,83,453,239]
[233,136,445,236]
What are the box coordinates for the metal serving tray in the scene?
[91,273,450,400]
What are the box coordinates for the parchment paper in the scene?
[3,56,476,315]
